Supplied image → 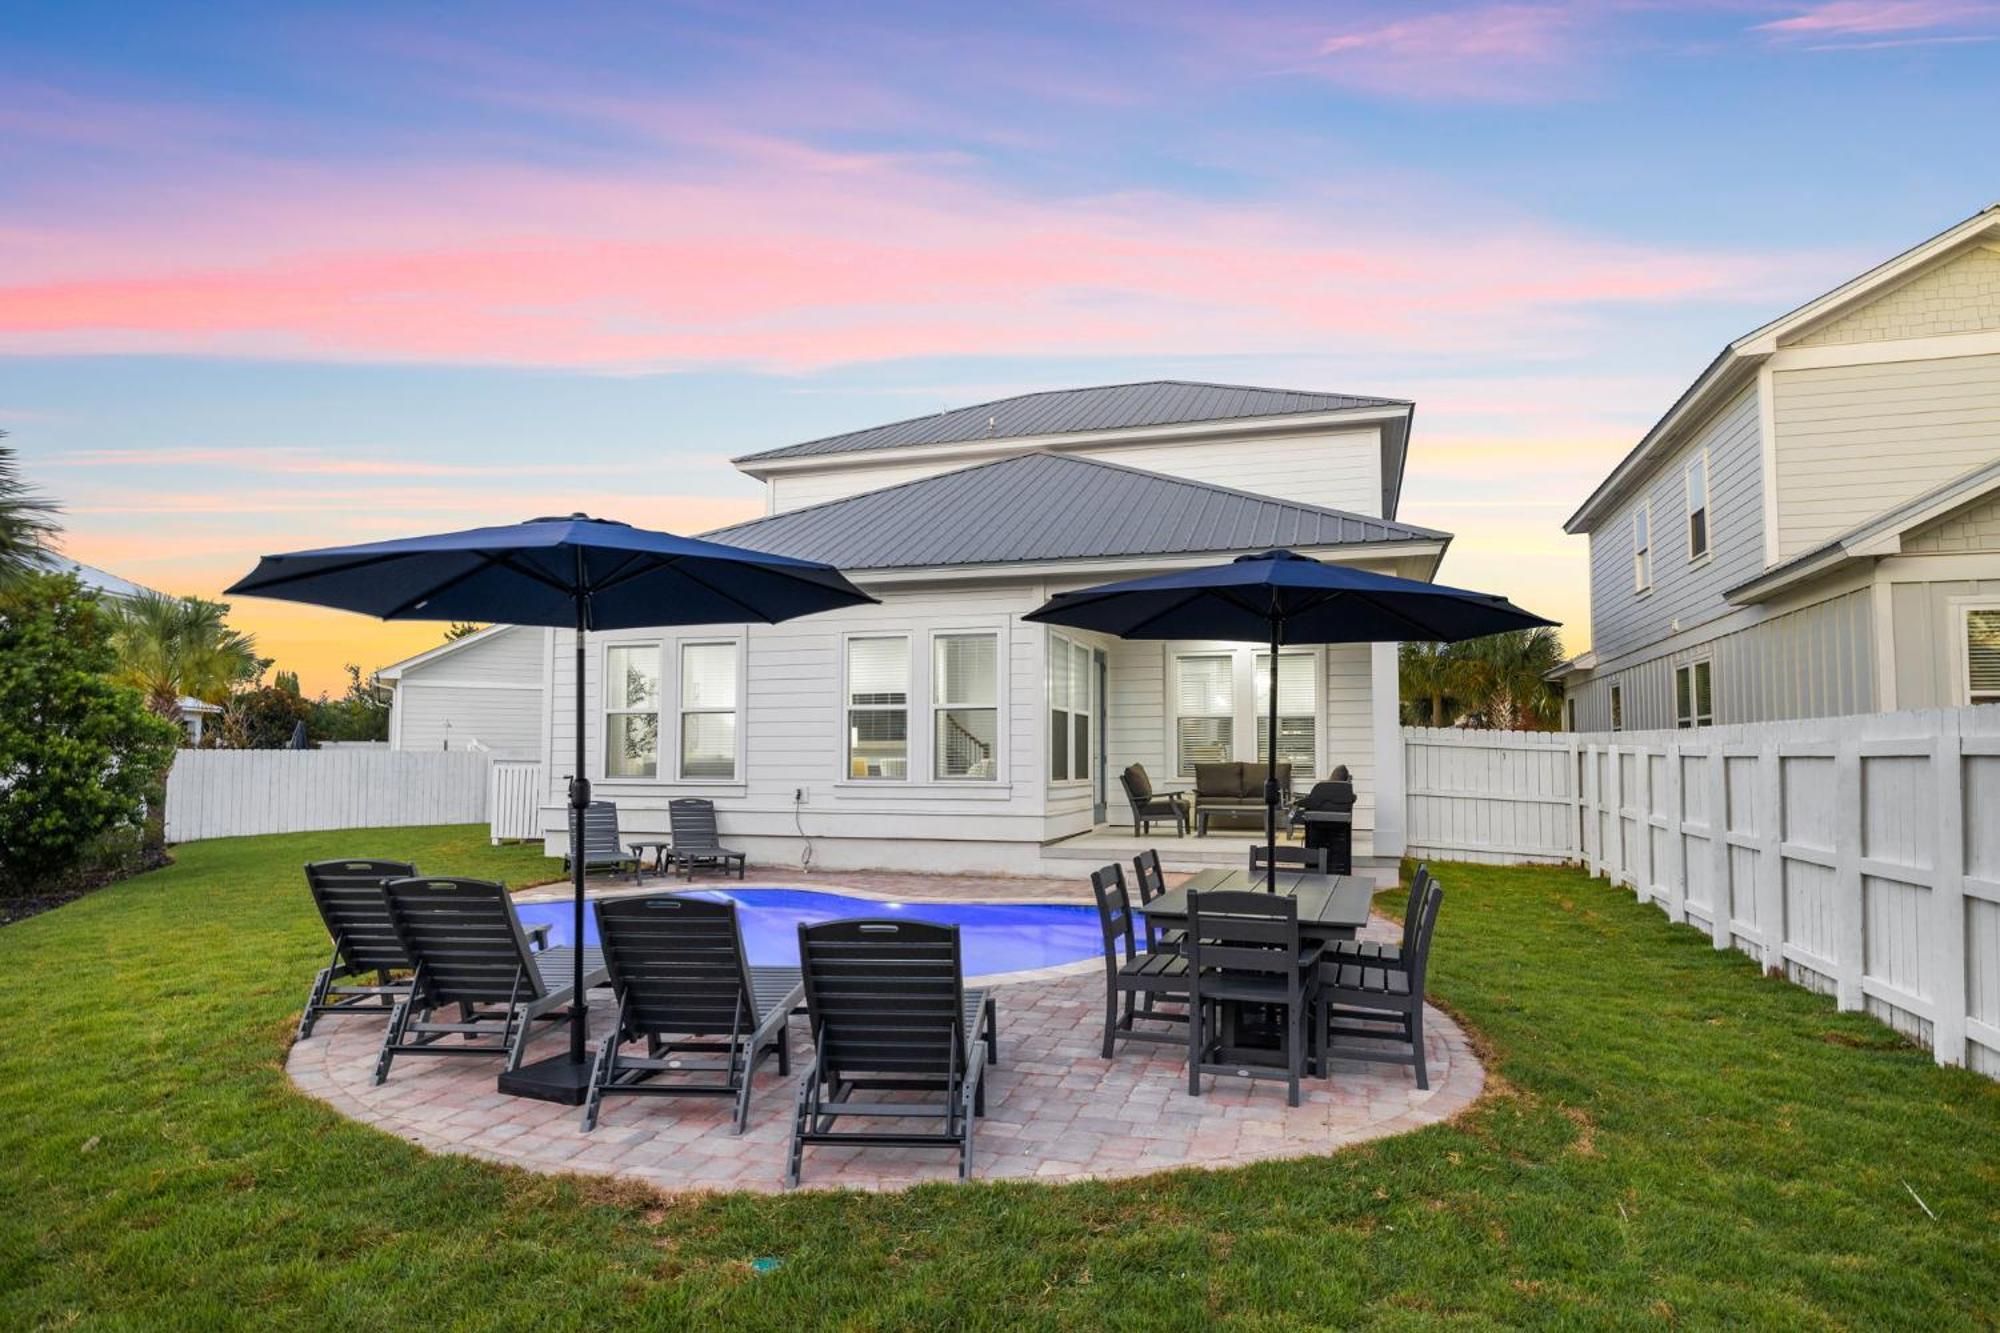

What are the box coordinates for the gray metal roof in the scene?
[734,380,1410,464]
[703,452,1447,571]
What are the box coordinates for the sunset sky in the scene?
[6,1,1997,693]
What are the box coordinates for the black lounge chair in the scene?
[297,859,418,1039]
[787,919,997,1186]
[563,801,644,882]
[1186,889,1322,1106]
[669,798,746,880]
[1118,764,1188,837]
[1090,863,1190,1057]
[1325,865,1431,972]
[1248,843,1329,877]
[581,894,802,1134]
[1321,876,1443,1088]
[373,876,607,1084]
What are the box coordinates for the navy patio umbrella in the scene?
[1025,550,1554,891]
[228,513,874,1103]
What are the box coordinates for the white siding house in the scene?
[415,381,1458,875]
[1560,204,2000,730]
[381,625,549,758]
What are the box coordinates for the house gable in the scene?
[1902,488,2000,555]
[1789,242,2000,349]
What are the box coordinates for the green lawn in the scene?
[2,827,1996,1330]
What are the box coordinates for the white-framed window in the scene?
[1254,651,1317,771]
[603,643,661,778]
[1632,503,1652,593]
[1610,683,1624,732]
[845,635,909,780]
[1174,652,1234,776]
[1048,632,1093,783]
[1685,450,1711,561]
[1674,659,1714,729]
[932,632,999,780]
[1961,602,2000,705]
[678,641,738,780]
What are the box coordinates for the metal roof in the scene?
[703,452,1446,571]
[733,380,1410,464]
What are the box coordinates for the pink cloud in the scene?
[1309,4,1586,101]
[1756,0,1995,35]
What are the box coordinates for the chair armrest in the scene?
[526,923,553,950]
[1295,941,1325,969]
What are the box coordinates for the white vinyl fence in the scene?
[164,749,493,843]
[488,760,546,843]
[1404,708,2000,1078]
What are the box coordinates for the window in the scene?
[1609,684,1624,731]
[1566,698,1577,733]
[846,636,908,780]
[678,642,738,779]
[1255,651,1317,771]
[1632,504,1652,592]
[1048,633,1092,782]
[1685,452,1710,560]
[1965,606,2000,705]
[1674,660,1713,728]
[933,633,999,780]
[1175,653,1234,776]
[604,645,660,778]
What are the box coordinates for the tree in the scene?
[0,573,179,893]
[106,591,261,724]
[1398,629,1568,731]
[1399,641,1477,728]
[0,439,60,590]
[217,684,314,749]
[308,664,391,743]
[444,622,485,641]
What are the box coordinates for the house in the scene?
[1556,204,2000,730]
[379,625,548,758]
[399,381,1452,875]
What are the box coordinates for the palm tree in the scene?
[107,591,262,722]
[1399,640,1477,728]
[0,440,59,588]
[1456,627,1566,730]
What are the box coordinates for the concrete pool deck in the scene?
[286,869,1484,1193]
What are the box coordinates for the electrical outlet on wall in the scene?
[794,787,806,804]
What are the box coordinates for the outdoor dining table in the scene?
[1138,867,1374,942]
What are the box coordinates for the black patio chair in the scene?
[668,798,746,880]
[297,859,418,1039]
[1186,889,1322,1107]
[1119,764,1188,837]
[1131,848,1183,952]
[1090,863,1190,1057]
[1325,864,1431,972]
[373,876,607,1084]
[1248,843,1329,877]
[563,801,644,883]
[1321,877,1443,1089]
[787,919,997,1186]
[581,894,802,1134]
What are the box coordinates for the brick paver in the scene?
[288,876,1483,1194]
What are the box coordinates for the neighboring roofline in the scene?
[1725,456,2000,604]
[1565,202,2000,535]
[1545,650,1597,682]
[828,539,1451,588]
[376,624,517,680]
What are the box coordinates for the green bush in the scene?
[216,684,315,749]
[0,574,179,894]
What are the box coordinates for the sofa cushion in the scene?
[1194,762,1241,798]
[1239,763,1292,797]
[1123,764,1153,801]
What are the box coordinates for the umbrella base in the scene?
[498,1052,596,1105]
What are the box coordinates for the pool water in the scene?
[515,888,1105,978]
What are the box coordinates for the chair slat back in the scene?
[1089,864,1136,962]
[576,802,626,862]
[384,877,545,1006]
[1248,844,1327,875]
[669,798,722,851]
[1131,849,1168,905]
[594,894,753,1037]
[305,859,417,972]
[1187,889,1301,975]
[1405,880,1445,994]
[798,919,964,1077]
[1401,865,1432,945]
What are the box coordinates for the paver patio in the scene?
[287,873,1483,1193]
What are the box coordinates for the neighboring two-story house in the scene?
[390,381,1452,875]
[1557,204,2000,731]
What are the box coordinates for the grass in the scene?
[2,827,1996,1330]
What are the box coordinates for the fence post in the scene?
[1708,744,1731,951]
[1832,735,1865,1012]
[1636,742,1655,905]
[1663,740,1686,925]
[1931,722,1968,1065]
[1566,732,1582,862]
[1754,737,1785,971]
[1606,743,1624,888]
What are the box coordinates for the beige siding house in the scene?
[1559,204,2000,730]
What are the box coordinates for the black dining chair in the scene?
[1089,863,1190,1058]
[1320,876,1444,1088]
[1185,889,1322,1106]
[1130,849,1183,953]
[1248,843,1328,877]
[1325,865,1430,972]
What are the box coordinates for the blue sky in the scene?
[4,0,1997,688]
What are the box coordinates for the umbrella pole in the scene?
[1266,616,1281,893]
[569,597,589,1064]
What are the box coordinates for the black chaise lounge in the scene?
[669,798,747,880]
[373,876,607,1084]
[581,894,803,1134]
[563,801,645,883]
[787,919,998,1186]
[1090,863,1190,1057]
[297,859,418,1039]
[1321,875,1444,1088]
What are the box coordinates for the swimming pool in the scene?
[514,888,1105,978]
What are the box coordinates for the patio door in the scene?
[1092,649,1108,824]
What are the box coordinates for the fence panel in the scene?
[164,749,492,843]
[1403,707,2000,1077]
[488,760,546,843]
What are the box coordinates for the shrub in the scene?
[216,684,316,749]
[0,574,179,895]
